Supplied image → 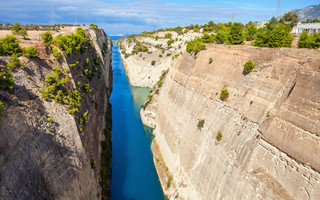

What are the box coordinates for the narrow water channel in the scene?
[109,36,166,200]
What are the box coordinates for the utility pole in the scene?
[75,16,77,26]
[51,0,55,25]
[277,0,281,18]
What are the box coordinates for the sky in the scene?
[0,0,318,35]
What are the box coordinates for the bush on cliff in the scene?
[0,35,21,56]
[220,85,229,101]
[54,28,88,55]
[243,60,255,74]
[6,54,20,69]
[216,131,223,141]
[41,31,53,48]
[22,47,37,58]
[186,38,205,54]
[197,119,205,130]
[0,100,4,120]
[52,47,61,60]
[0,69,15,90]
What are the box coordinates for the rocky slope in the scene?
[117,30,202,88]
[0,27,112,199]
[292,4,320,20]
[139,44,320,199]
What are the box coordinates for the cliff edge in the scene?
[142,44,320,199]
[0,27,112,199]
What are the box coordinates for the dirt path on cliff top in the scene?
[0,26,89,48]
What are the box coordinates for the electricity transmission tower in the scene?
[51,0,55,25]
[277,0,281,18]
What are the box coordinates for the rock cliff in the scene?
[141,44,320,199]
[118,31,202,88]
[0,27,112,199]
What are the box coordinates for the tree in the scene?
[245,23,257,41]
[41,31,53,47]
[267,17,278,30]
[228,23,244,44]
[201,33,215,43]
[298,31,309,48]
[280,12,299,27]
[220,85,229,101]
[269,24,293,48]
[215,31,226,44]
[11,23,28,39]
[243,60,255,74]
[11,23,22,35]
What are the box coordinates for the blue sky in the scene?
[0,0,318,35]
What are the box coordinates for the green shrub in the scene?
[0,100,4,120]
[167,39,174,46]
[48,116,52,123]
[6,54,20,69]
[11,23,28,38]
[20,65,24,70]
[220,85,229,101]
[197,119,205,130]
[216,131,223,141]
[90,24,98,31]
[186,38,206,54]
[167,176,173,188]
[151,60,156,66]
[54,28,88,55]
[41,31,53,47]
[254,24,293,48]
[22,47,37,58]
[69,62,78,68]
[245,23,257,41]
[26,75,30,79]
[164,33,172,38]
[215,31,226,44]
[82,84,91,96]
[298,31,320,49]
[0,35,21,56]
[266,112,270,117]
[201,33,215,43]
[209,58,213,64]
[52,47,61,60]
[243,60,255,74]
[0,69,14,90]
[79,111,88,124]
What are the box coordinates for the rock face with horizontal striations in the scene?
[142,44,320,199]
[0,27,112,199]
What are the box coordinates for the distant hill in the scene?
[291,4,320,21]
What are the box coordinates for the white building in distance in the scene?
[293,23,320,34]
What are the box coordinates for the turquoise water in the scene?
[109,36,166,200]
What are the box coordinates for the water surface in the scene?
[110,36,165,200]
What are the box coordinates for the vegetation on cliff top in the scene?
[298,31,320,49]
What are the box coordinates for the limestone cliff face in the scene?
[118,31,202,88]
[0,28,112,199]
[143,44,320,199]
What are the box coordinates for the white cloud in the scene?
[0,0,274,34]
